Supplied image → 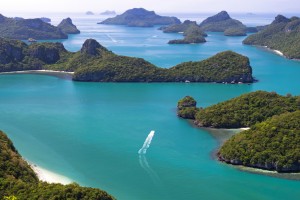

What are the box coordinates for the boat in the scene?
[28,38,37,43]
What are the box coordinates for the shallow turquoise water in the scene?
[1,13,300,200]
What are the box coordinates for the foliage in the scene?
[243,15,300,59]
[98,8,181,27]
[224,27,247,36]
[0,14,67,40]
[219,111,300,172]
[177,96,197,109]
[0,130,115,200]
[177,96,198,119]
[195,91,300,128]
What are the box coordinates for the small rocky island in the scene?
[57,18,80,34]
[0,14,67,40]
[162,20,207,44]
[0,130,115,199]
[243,14,300,59]
[98,8,181,27]
[177,91,300,172]
[0,38,254,83]
[199,11,247,36]
[100,10,116,15]
[86,11,94,15]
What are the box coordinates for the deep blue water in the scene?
[0,12,300,200]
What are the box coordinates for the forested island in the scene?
[0,14,80,40]
[0,130,115,200]
[98,8,181,27]
[243,14,300,59]
[177,91,300,172]
[161,20,207,44]
[57,18,80,34]
[0,38,254,83]
[199,11,247,36]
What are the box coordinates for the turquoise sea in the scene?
[1,12,300,199]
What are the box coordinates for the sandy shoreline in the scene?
[0,70,74,79]
[29,162,73,185]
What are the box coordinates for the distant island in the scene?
[0,14,80,40]
[0,14,67,40]
[57,18,80,34]
[0,130,115,200]
[177,91,300,172]
[161,20,207,44]
[100,10,116,15]
[243,15,300,59]
[40,17,51,23]
[98,8,181,27]
[199,11,247,36]
[0,38,254,83]
[86,11,94,15]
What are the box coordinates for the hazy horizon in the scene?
[1,0,300,14]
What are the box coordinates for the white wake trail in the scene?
[106,34,117,43]
[138,130,155,155]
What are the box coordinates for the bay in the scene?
[0,12,300,200]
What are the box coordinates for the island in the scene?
[40,17,51,23]
[98,8,181,27]
[100,10,116,15]
[199,11,247,36]
[160,20,207,44]
[177,91,300,172]
[218,110,300,172]
[177,91,299,128]
[0,130,115,200]
[0,38,254,83]
[57,18,80,34]
[243,15,300,59]
[0,14,67,40]
[86,11,94,15]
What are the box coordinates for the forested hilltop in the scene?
[0,130,115,200]
[177,91,300,172]
[0,38,254,83]
[177,91,299,128]
[243,15,300,59]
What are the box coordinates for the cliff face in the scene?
[243,15,300,59]
[98,8,181,27]
[0,14,67,40]
[57,18,80,34]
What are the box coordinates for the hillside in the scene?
[243,15,300,59]
[0,14,67,40]
[194,91,299,128]
[0,38,254,83]
[199,11,247,36]
[0,130,115,200]
[98,8,181,27]
[57,18,80,34]
[218,111,300,172]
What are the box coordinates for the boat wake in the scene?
[106,34,117,43]
[138,130,155,155]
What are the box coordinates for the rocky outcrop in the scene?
[0,14,67,40]
[177,96,198,119]
[167,24,207,44]
[80,39,108,56]
[57,18,80,34]
[98,8,181,27]
[28,43,66,64]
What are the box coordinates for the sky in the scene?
[1,0,300,14]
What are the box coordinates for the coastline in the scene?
[0,70,74,80]
[259,45,285,57]
[29,162,73,185]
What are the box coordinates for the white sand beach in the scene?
[30,164,73,185]
[273,50,284,56]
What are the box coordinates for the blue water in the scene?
[1,12,300,200]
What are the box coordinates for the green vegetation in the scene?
[243,15,300,59]
[0,130,115,200]
[98,8,181,27]
[0,38,254,83]
[0,14,67,40]
[194,91,299,128]
[168,25,207,44]
[219,111,300,172]
[177,96,198,119]
[199,11,246,36]
[57,18,80,34]
[224,27,246,36]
